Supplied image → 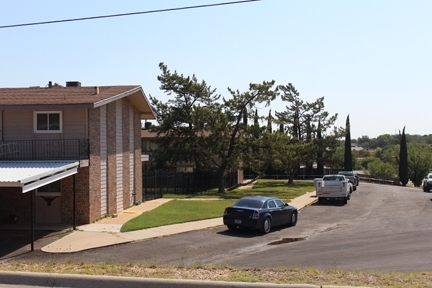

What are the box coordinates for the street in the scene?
[7,183,432,272]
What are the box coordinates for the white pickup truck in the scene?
[315,175,353,205]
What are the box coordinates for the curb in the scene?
[0,271,369,288]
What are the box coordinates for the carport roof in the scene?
[0,160,79,193]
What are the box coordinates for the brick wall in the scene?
[62,168,90,225]
[0,187,32,225]
[122,99,131,207]
[134,108,143,202]
[107,102,117,214]
[88,107,102,222]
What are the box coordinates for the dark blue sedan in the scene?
[223,196,298,234]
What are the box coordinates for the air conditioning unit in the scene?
[66,81,81,87]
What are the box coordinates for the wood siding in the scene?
[2,109,87,140]
[100,105,108,216]
[116,100,123,212]
[3,110,33,140]
[129,105,134,205]
[63,109,87,139]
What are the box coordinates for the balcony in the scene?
[0,139,89,160]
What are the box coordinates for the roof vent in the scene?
[66,81,81,87]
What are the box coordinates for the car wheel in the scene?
[353,186,357,191]
[289,211,298,227]
[423,185,427,192]
[261,217,272,234]
[318,197,323,204]
[347,194,351,200]
[343,197,348,205]
[227,225,236,230]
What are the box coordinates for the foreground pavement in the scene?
[42,191,318,253]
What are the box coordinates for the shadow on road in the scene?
[0,229,66,260]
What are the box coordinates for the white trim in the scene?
[0,160,79,193]
[93,87,141,108]
[34,111,63,133]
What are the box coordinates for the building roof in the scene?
[141,129,157,138]
[0,85,155,120]
[0,160,79,193]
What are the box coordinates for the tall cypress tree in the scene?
[344,115,353,171]
[267,109,272,133]
[316,119,324,175]
[399,126,409,186]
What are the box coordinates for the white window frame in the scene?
[34,111,63,133]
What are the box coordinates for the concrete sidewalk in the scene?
[42,192,318,253]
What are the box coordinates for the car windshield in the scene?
[428,174,432,179]
[234,198,264,209]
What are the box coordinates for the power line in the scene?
[0,0,260,29]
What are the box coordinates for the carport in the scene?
[0,160,79,251]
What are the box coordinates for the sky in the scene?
[1,0,431,139]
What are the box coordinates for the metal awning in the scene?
[0,160,79,193]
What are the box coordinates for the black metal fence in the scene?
[0,139,89,160]
[142,170,238,200]
[244,168,343,181]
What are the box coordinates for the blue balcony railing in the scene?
[0,139,89,160]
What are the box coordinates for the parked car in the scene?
[422,173,432,192]
[223,196,297,234]
[316,174,353,205]
[338,171,359,191]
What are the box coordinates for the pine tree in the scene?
[399,126,409,186]
[344,115,353,171]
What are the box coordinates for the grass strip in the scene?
[1,261,432,288]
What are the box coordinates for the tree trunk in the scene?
[288,172,295,185]
[218,170,225,193]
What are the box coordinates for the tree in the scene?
[150,64,278,193]
[208,82,278,192]
[275,83,341,180]
[316,119,324,175]
[367,158,397,178]
[356,135,371,149]
[398,127,409,186]
[344,115,353,171]
[271,132,310,185]
[148,63,220,171]
[407,142,432,187]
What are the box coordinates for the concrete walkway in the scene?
[42,191,318,253]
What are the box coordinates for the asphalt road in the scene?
[7,183,432,272]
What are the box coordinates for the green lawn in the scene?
[121,180,315,232]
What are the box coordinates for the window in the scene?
[36,180,61,196]
[34,111,62,133]
[275,199,285,207]
[268,200,276,208]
